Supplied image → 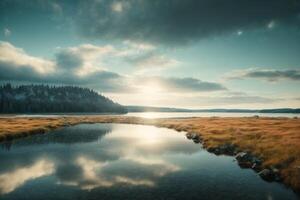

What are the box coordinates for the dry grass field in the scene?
[0,116,299,192]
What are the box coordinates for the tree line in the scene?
[0,84,127,113]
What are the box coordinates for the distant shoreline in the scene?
[126,106,300,114]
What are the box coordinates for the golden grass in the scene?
[0,116,299,191]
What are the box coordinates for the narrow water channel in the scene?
[0,124,298,200]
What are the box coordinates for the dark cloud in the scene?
[166,77,226,92]
[76,0,300,45]
[227,68,300,82]
[0,57,128,93]
[0,61,44,83]
[1,0,299,45]
[56,50,83,70]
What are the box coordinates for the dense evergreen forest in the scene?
[0,84,127,113]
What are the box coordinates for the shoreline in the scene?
[0,116,299,193]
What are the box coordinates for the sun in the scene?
[137,82,163,106]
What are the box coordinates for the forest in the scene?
[0,84,127,113]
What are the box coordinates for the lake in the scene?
[2,112,299,119]
[125,112,300,118]
[0,124,298,200]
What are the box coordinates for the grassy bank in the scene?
[0,116,299,192]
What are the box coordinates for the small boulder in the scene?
[186,133,193,139]
[251,157,262,165]
[186,132,202,143]
[258,168,281,182]
[235,152,253,168]
[219,143,236,155]
[235,152,248,161]
[258,169,274,181]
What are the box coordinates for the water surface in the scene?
[2,111,299,119]
[0,124,298,200]
[125,112,300,118]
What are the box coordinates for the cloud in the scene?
[0,41,226,95]
[3,28,11,37]
[75,0,300,45]
[0,41,55,74]
[56,41,177,74]
[55,44,116,76]
[125,52,178,70]
[0,159,54,194]
[0,41,129,92]
[226,68,300,82]
[134,76,226,93]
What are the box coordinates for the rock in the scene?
[258,169,274,181]
[258,169,272,180]
[186,132,202,143]
[235,152,253,168]
[251,157,262,165]
[207,147,217,153]
[186,132,197,139]
[193,138,201,144]
[186,133,193,139]
[207,147,222,155]
[207,144,236,156]
[219,143,236,155]
[191,133,199,140]
[235,152,249,161]
[251,163,262,172]
[270,167,282,181]
[258,168,281,182]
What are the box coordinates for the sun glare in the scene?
[137,82,163,106]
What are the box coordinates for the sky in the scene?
[0,0,300,109]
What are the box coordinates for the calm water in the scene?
[125,112,300,118]
[2,112,299,118]
[0,124,298,200]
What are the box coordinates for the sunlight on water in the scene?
[0,124,298,200]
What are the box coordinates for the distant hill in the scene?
[0,84,127,113]
[126,106,300,114]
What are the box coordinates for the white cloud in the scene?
[122,40,156,51]
[0,159,54,194]
[4,28,11,37]
[267,20,276,29]
[57,44,115,76]
[111,2,124,13]
[0,41,55,74]
[127,53,179,71]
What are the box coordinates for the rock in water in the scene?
[258,169,274,181]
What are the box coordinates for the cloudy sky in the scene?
[0,0,300,109]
